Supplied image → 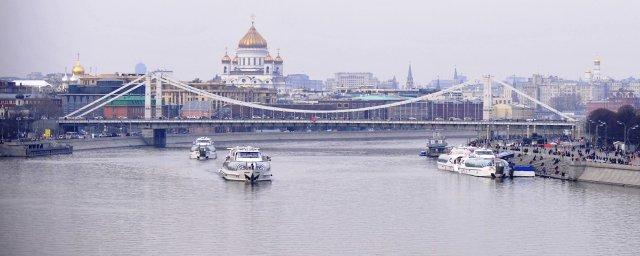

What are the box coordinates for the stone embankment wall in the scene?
[511,149,640,187]
[574,162,640,187]
[63,130,475,151]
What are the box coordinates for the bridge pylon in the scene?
[144,73,152,119]
[155,74,163,119]
[482,75,492,121]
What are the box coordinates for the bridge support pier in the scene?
[141,128,166,148]
[144,74,152,119]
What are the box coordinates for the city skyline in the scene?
[1,0,640,83]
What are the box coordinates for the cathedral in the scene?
[220,21,285,89]
[60,53,86,91]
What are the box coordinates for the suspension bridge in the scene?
[58,72,578,147]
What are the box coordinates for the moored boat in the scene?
[0,140,72,157]
[436,154,453,171]
[425,132,448,157]
[510,165,536,177]
[218,146,272,183]
[437,146,473,172]
[470,148,495,159]
[457,157,505,178]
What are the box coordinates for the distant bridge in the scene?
[58,72,579,147]
[58,118,575,128]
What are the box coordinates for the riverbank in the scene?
[61,129,476,151]
[501,146,640,187]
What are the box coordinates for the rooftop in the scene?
[351,94,410,101]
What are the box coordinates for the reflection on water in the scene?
[0,138,639,255]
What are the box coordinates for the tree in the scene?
[587,108,616,145]
[588,105,640,145]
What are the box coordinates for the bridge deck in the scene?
[58,119,576,127]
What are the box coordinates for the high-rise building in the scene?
[326,72,379,91]
[219,19,284,90]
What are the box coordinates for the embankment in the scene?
[64,130,475,151]
[511,149,640,187]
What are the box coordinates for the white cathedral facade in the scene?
[220,22,285,89]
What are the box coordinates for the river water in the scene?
[1,138,639,255]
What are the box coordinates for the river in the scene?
[1,138,639,255]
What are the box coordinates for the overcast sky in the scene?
[1,0,639,84]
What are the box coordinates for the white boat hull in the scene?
[458,166,496,177]
[438,162,456,172]
[218,169,271,182]
[190,149,217,160]
[219,158,271,183]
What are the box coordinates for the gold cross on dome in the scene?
[250,14,256,25]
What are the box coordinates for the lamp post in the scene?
[588,119,595,145]
[617,121,627,145]
[605,124,609,148]
[599,121,608,148]
[627,125,639,151]
[595,121,606,148]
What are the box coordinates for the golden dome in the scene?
[222,54,231,62]
[72,60,85,75]
[264,53,274,62]
[274,54,283,63]
[238,23,267,48]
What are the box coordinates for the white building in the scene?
[220,21,284,90]
[584,58,607,82]
[11,80,52,92]
[60,54,86,91]
[326,72,379,92]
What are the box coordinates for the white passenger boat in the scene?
[437,146,474,172]
[456,157,507,178]
[218,146,272,183]
[437,154,453,171]
[190,137,217,160]
[470,148,495,159]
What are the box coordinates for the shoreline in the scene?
[62,130,477,151]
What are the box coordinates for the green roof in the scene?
[351,94,410,101]
[107,95,154,106]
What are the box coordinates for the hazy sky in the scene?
[1,0,639,84]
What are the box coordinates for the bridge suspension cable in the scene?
[63,74,150,118]
[494,80,576,122]
[63,72,574,122]
[159,76,478,114]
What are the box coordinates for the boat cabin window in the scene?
[464,158,493,168]
[237,152,261,158]
[437,155,449,163]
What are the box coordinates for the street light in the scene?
[587,119,595,144]
[627,125,639,150]
[617,121,627,145]
[599,121,608,148]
